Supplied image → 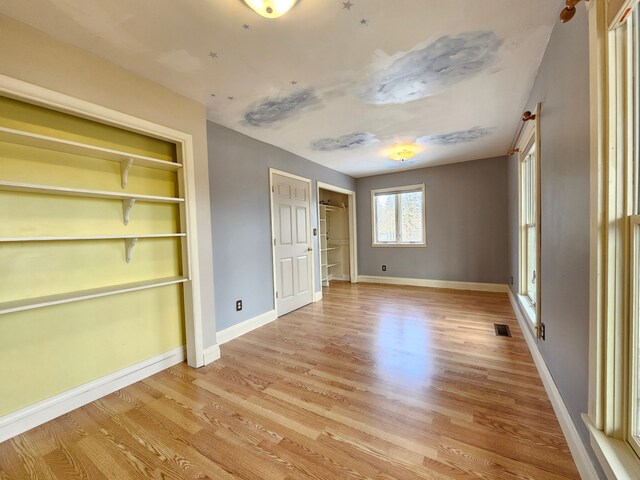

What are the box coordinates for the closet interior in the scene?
[318,188,350,287]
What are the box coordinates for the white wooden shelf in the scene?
[0,276,188,315]
[327,263,340,268]
[0,181,183,203]
[0,233,185,242]
[0,233,185,262]
[0,181,184,225]
[319,205,342,212]
[321,247,339,252]
[0,126,182,173]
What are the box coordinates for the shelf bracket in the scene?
[120,158,134,189]
[122,198,136,225]
[124,237,138,263]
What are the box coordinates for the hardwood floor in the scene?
[0,282,580,479]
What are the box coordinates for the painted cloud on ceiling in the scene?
[417,126,495,145]
[311,132,378,151]
[244,88,319,127]
[364,31,502,105]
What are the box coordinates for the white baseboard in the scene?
[313,291,323,302]
[0,346,185,443]
[203,344,221,365]
[358,275,509,293]
[216,309,278,345]
[507,289,599,480]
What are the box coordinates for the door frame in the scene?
[317,181,358,283]
[269,168,315,316]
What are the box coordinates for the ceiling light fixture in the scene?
[243,0,298,19]
[388,144,419,162]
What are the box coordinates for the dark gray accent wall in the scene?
[507,7,602,475]
[207,121,355,332]
[356,156,508,284]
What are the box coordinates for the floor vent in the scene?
[494,324,511,337]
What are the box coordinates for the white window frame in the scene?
[371,184,426,247]
[625,2,640,459]
[585,0,640,478]
[517,104,542,334]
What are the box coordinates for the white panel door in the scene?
[272,173,313,316]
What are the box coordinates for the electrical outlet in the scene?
[382,265,387,272]
[236,300,242,311]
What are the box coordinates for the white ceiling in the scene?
[0,0,561,177]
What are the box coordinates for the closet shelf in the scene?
[0,276,188,315]
[321,247,339,252]
[319,205,343,212]
[327,263,340,268]
[0,126,182,172]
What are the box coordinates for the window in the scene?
[517,104,541,329]
[588,0,640,474]
[628,3,640,458]
[521,143,537,307]
[371,185,425,246]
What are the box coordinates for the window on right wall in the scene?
[588,0,640,474]
[517,104,541,334]
[627,2,640,458]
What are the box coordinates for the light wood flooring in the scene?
[0,282,580,479]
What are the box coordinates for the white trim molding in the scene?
[203,344,221,365]
[507,290,600,480]
[0,346,186,443]
[216,309,278,345]
[585,414,640,480]
[358,275,509,293]
[313,291,323,302]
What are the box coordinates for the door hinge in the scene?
[272,185,275,193]
[276,291,278,299]
[273,238,276,246]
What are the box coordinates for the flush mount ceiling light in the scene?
[387,144,419,162]
[243,0,298,19]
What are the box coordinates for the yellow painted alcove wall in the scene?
[0,96,186,417]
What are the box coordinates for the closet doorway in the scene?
[317,182,357,287]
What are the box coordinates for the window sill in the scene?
[517,294,537,326]
[584,414,640,480]
[371,243,426,248]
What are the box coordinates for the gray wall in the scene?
[356,156,509,284]
[507,7,602,475]
[207,121,355,332]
